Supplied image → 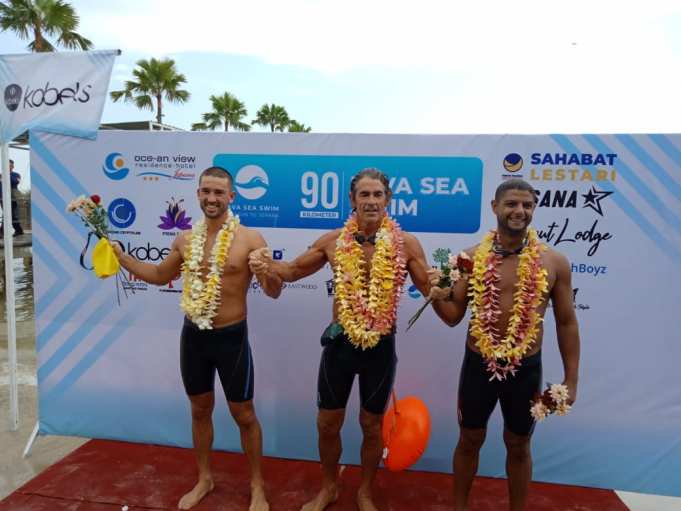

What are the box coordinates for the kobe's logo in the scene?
[235,165,269,200]
[4,84,22,112]
[102,152,130,180]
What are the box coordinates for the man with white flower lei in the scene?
[427,178,581,511]
[249,168,431,511]
[113,166,281,511]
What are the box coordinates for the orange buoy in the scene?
[382,395,431,471]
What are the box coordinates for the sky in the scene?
[2,0,681,188]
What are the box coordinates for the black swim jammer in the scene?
[458,346,542,436]
[317,328,397,415]
[180,317,254,402]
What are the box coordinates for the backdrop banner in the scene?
[31,131,681,496]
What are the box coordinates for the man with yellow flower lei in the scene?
[427,178,581,511]
[250,168,430,511]
[114,166,281,511]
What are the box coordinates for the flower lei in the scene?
[334,214,407,350]
[180,211,240,330]
[468,228,549,380]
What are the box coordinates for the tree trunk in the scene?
[33,27,44,52]
[156,94,163,123]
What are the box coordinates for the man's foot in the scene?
[356,490,379,511]
[300,484,339,511]
[177,478,214,510]
[250,482,270,511]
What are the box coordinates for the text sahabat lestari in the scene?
[529,152,618,182]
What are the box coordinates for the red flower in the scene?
[457,253,475,273]
[90,194,101,205]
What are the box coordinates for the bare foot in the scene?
[356,490,379,511]
[250,482,270,511]
[300,484,339,511]
[178,478,214,510]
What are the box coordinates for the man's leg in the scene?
[503,429,532,511]
[11,200,22,235]
[301,409,345,511]
[178,391,216,510]
[228,400,269,511]
[356,408,384,511]
[453,427,486,511]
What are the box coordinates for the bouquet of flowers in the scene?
[530,383,572,422]
[66,194,134,301]
[406,249,474,331]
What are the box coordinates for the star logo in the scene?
[582,186,613,216]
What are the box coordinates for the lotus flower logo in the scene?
[158,197,192,230]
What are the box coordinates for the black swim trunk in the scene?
[458,346,542,436]
[317,329,397,415]
[180,317,254,402]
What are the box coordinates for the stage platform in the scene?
[0,439,629,510]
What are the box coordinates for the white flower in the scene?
[549,383,569,404]
[555,402,572,416]
[530,401,549,422]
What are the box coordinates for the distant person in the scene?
[0,159,24,236]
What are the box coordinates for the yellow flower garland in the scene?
[334,214,406,350]
[468,228,549,380]
[180,212,239,329]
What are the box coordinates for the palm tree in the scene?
[253,103,290,132]
[110,58,190,124]
[288,120,311,133]
[191,92,250,132]
[0,0,92,51]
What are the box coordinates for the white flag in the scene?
[0,50,119,143]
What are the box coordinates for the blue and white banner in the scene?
[31,131,681,497]
[0,50,118,143]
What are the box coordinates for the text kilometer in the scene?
[389,177,470,195]
[536,218,612,256]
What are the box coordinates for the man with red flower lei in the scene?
[428,178,580,511]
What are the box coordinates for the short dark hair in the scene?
[495,178,536,202]
[350,168,391,198]
[9,159,14,165]
[199,166,233,186]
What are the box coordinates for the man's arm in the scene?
[429,247,474,327]
[269,230,336,282]
[113,236,183,285]
[551,252,580,405]
[248,231,282,299]
[403,233,431,297]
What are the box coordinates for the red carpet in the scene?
[0,439,629,510]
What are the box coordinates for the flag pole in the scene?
[1,142,18,430]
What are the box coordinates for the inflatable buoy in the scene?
[382,395,431,471]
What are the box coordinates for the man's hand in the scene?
[427,267,451,301]
[249,247,272,275]
[112,240,124,261]
[562,380,578,406]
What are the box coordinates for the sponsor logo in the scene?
[325,279,335,297]
[3,84,21,112]
[534,186,613,216]
[102,152,197,181]
[503,153,523,173]
[108,198,136,228]
[572,288,590,311]
[272,249,284,260]
[123,272,149,291]
[531,153,617,166]
[235,165,269,200]
[4,81,92,111]
[103,152,129,180]
[536,218,612,256]
[158,198,192,231]
[125,241,170,262]
[571,262,607,277]
[158,275,182,293]
[408,284,422,299]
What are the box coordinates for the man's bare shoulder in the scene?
[542,245,570,271]
[463,244,479,258]
[313,228,342,250]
